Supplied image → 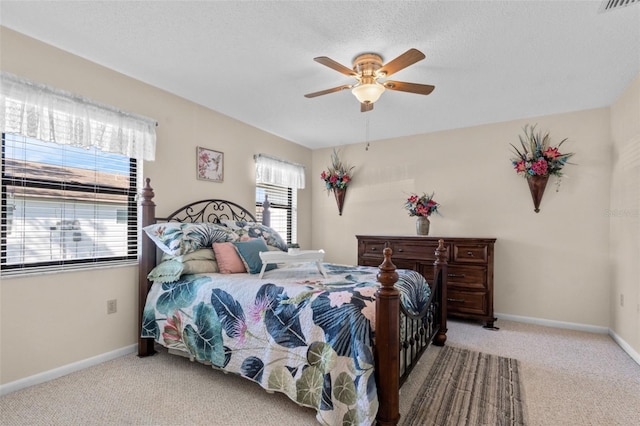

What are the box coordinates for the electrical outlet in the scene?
[107,299,117,314]
[619,294,624,307]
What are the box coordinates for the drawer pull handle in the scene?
[397,248,404,252]
[448,298,465,303]
[467,251,474,256]
[371,247,377,251]
[448,273,466,278]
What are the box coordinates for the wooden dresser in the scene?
[356,235,497,328]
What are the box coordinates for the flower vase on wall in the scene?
[334,187,346,216]
[527,175,549,213]
[416,216,430,235]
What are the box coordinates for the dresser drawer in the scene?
[359,240,387,261]
[358,257,381,268]
[447,289,487,316]
[447,265,487,289]
[359,239,449,262]
[453,243,488,264]
[393,259,420,272]
[358,255,417,271]
[391,241,445,261]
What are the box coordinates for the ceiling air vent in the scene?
[598,0,638,13]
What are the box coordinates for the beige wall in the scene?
[312,110,613,328]
[1,26,638,386]
[609,74,640,353]
[311,78,639,356]
[0,27,312,385]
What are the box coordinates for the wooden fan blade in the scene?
[361,102,374,113]
[314,56,357,76]
[378,48,425,77]
[304,84,352,98]
[383,80,435,95]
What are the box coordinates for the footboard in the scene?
[374,241,447,425]
[399,241,447,383]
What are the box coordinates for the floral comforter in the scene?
[141,263,431,426]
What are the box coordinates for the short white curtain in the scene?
[255,154,305,189]
[0,71,156,161]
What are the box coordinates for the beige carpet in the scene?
[1,319,639,425]
[441,320,640,426]
[401,346,526,426]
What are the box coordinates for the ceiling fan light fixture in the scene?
[352,83,385,104]
[306,49,432,112]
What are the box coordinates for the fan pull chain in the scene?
[365,117,370,151]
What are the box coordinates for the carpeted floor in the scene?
[1,319,639,425]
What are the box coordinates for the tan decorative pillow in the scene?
[182,259,219,274]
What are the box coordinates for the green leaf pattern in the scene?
[334,372,357,406]
[307,341,337,374]
[141,262,430,426]
[183,302,226,367]
[267,366,297,399]
[296,365,324,408]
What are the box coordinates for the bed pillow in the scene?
[163,248,219,273]
[233,238,276,275]
[182,259,219,274]
[162,248,216,262]
[147,259,184,283]
[212,242,246,274]
[144,222,238,256]
[221,220,287,252]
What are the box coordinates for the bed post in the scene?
[434,239,448,346]
[261,195,270,227]
[138,178,157,357]
[375,247,400,426]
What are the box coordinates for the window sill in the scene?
[0,260,138,279]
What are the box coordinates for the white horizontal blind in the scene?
[1,133,138,274]
[256,184,296,245]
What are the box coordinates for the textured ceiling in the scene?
[1,1,639,149]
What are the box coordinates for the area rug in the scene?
[402,346,527,426]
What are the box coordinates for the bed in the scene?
[137,178,448,426]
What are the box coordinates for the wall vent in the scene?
[599,0,638,13]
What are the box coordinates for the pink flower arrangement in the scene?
[321,149,354,192]
[510,124,574,177]
[404,192,440,217]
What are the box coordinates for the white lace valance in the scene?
[0,72,157,161]
[255,154,305,189]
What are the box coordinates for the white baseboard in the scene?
[0,344,137,396]
[496,312,640,366]
[495,312,610,334]
[609,329,640,366]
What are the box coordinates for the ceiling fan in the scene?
[304,48,435,112]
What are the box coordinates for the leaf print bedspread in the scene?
[141,263,430,426]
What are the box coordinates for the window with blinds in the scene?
[1,133,138,274]
[255,183,296,245]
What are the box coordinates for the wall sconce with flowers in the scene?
[510,124,575,213]
[320,149,354,215]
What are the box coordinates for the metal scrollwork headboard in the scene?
[159,199,258,224]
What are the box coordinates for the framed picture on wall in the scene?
[196,147,224,182]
